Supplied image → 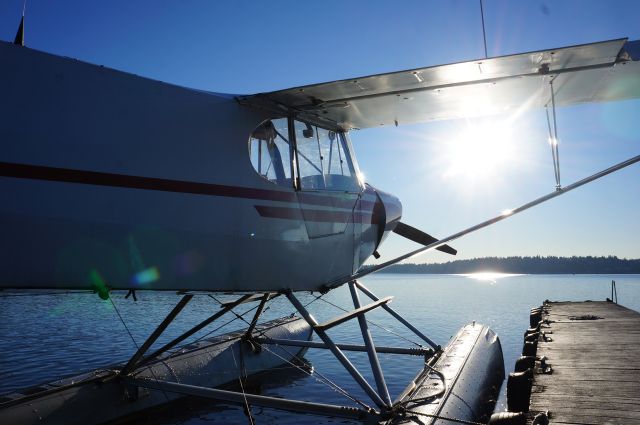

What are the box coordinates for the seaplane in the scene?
[1,12,639,425]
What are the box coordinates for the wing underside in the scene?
[240,39,640,130]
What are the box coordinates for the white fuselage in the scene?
[0,42,400,292]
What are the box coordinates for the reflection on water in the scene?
[458,271,524,283]
[1,274,639,424]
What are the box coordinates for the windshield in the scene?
[293,120,360,192]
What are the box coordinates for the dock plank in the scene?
[525,301,640,425]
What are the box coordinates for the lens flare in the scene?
[132,266,160,286]
[89,269,110,300]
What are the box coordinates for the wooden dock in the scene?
[527,301,640,425]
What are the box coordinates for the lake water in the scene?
[2,274,639,424]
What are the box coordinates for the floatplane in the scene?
[1,14,639,425]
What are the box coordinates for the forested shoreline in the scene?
[376,256,640,274]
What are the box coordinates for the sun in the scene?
[443,119,517,182]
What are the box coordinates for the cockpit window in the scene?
[294,120,360,192]
[249,118,360,192]
[249,118,292,186]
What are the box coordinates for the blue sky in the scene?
[1,0,639,263]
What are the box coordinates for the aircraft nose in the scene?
[373,187,402,231]
[368,185,402,249]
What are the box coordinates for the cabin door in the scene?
[291,119,361,239]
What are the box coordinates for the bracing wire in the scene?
[286,292,324,316]
[545,106,560,185]
[208,294,269,328]
[225,294,373,409]
[108,296,172,403]
[204,294,372,410]
[158,302,263,362]
[230,344,256,425]
[254,338,371,410]
[551,80,561,188]
[545,78,562,190]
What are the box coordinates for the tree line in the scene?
[376,256,640,274]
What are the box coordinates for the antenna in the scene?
[479,0,488,58]
[13,0,27,46]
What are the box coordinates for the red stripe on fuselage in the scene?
[254,205,373,223]
[0,161,374,209]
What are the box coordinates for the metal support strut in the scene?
[127,377,372,421]
[121,286,447,421]
[123,291,380,421]
[253,337,432,356]
[244,292,271,338]
[284,283,443,411]
[354,280,440,350]
[348,281,393,406]
[286,291,390,410]
[546,78,562,190]
[120,294,193,375]
[123,292,275,373]
[139,293,255,366]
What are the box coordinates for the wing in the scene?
[239,38,640,130]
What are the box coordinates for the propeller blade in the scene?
[393,222,457,255]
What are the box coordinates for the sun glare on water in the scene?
[459,272,522,284]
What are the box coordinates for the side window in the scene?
[294,120,359,192]
[249,118,292,186]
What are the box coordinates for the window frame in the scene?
[247,117,363,194]
[248,117,296,189]
[290,117,363,193]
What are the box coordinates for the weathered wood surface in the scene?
[528,301,640,425]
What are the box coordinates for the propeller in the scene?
[367,184,457,256]
[393,221,457,255]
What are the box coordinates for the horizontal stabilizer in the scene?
[241,38,640,130]
[393,222,457,255]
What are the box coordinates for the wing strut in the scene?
[344,153,640,283]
